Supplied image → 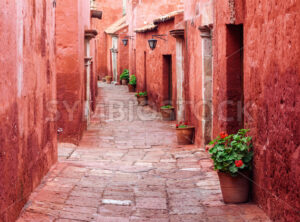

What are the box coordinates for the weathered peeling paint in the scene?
[214,0,300,220]
[0,0,57,221]
[56,0,98,143]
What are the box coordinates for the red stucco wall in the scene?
[0,0,57,221]
[56,0,91,144]
[213,0,300,221]
[183,0,213,145]
[135,20,178,110]
[94,0,123,79]
[183,14,204,146]
[127,0,184,77]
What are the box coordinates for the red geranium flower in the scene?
[185,122,188,125]
[205,145,213,152]
[176,124,179,128]
[220,132,228,139]
[235,160,244,168]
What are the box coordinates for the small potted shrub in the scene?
[160,105,175,121]
[120,69,129,85]
[135,92,148,106]
[175,122,195,145]
[106,76,112,84]
[128,75,136,92]
[207,129,253,204]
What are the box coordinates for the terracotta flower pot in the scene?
[106,76,112,84]
[161,108,175,121]
[137,96,148,106]
[176,127,195,145]
[218,171,250,204]
[121,79,128,85]
[128,84,136,92]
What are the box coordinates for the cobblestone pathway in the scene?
[17,84,270,222]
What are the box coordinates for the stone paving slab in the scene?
[17,83,270,222]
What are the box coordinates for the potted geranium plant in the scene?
[160,105,175,121]
[135,92,148,106]
[128,75,136,92]
[207,129,253,204]
[106,75,112,84]
[176,122,195,145]
[120,69,129,85]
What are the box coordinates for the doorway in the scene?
[133,49,136,74]
[163,55,172,105]
[226,24,244,133]
[144,51,147,91]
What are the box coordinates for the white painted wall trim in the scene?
[176,38,185,122]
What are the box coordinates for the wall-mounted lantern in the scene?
[122,39,129,46]
[148,39,157,50]
[122,36,134,46]
[148,35,167,50]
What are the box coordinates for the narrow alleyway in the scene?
[17,84,269,222]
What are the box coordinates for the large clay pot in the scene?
[218,171,250,204]
[176,127,195,145]
[106,76,112,84]
[137,96,148,106]
[161,108,175,121]
[121,79,128,85]
[128,84,136,92]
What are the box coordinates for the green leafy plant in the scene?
[207,129,253,176]
[120,69,129,81]
[135,91,147,97]
[176,121,189,129]
[129,75,136,85]
[161,105,174,109]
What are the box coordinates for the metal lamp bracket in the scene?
[152,34,167,41]
[125,35,135,39]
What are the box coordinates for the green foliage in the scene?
[178,125,188,129]
[135,91,147,97]
[176,121,189,128]
[161,105,174,109]
[208,129,253,176]
[120,69,129,81]
[129,75,136,85]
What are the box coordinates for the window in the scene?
[90,0,96,10]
